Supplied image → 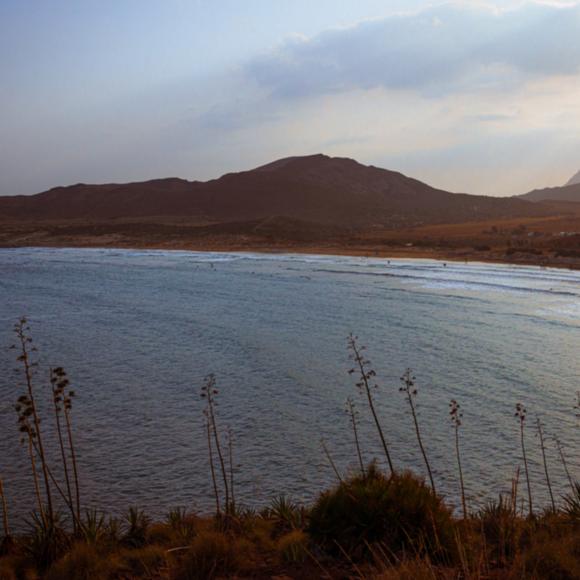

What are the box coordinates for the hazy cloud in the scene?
[245,2,580,98]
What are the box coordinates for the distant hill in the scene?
[566,170,580,186]
[0,154,551,228]
[519,182,580,204]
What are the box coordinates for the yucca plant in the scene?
[122,507,150,548]
[563,482,580,520]
[268,494,305,532]
[25,511,69,571]
[80,508,107,545]
[478,495,520,566]
[166,507,196,542]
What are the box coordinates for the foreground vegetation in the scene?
[1,320,579,578]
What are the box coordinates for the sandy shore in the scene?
[2,236,579,271]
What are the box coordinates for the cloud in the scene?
[244,2,580,99]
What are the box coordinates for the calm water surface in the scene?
[0,248,579,524]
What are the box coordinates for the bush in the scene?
[276,530,309,563]
[563,482,580,521]
[307,466,455,561]
[267,495,305,534]
[122,507,150,548]
[25,513,69,571]
[117,545,167,577]
[522,529,580,579]
[0,559,17,580]
[172,531,240,580]
[46,543,111,580]
[478,496,520,566]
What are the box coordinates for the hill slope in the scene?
[566,170,580,186]
[0,154,550,227]
[519,182,580,204]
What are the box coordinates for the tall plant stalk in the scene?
[14,318,54,523]
[50,368,75,528]
[515,403,533,517]
[450,399,467,518]
[345,397,365,476]
[400,369,436,493]
[205,416,221,515]
[555,437,574,493]
[15,396,45,521]
[536,417,555,512]
[321,438,343,484]
[59,370,81,524]
[228,428,236,514]
[348,334,395,475]
[0,477,10,539]
[201,375,230,514]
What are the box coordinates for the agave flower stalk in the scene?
[15,394,45,520]
[400,369,436,493]
[536,417,555,512]
[204,414,221,515]
[321,438,343,484]
[50,367,81,524]
[14,318,54,522]
[201,374,230,514]
[227,427,236,514]
[515,403,533,517]
[345,397,365,476]
[0,476,10,539]
[347,334,395,474]
[50,367,75,529]
[450,399,467,518]
[555,436,575,493]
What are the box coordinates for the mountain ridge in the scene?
[0,154,552,227]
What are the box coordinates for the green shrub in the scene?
[308,465,455,561]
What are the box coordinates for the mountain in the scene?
[519,182,580,204]
[566,170,580,186]
[0,154,551,228]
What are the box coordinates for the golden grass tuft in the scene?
[172,531,240,580]
[276,529,309,563]
[45,542,112,580]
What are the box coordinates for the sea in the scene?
[0,247,578,525]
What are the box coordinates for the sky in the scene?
[1,0,580,197]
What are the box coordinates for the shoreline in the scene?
[2,239,580,271]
